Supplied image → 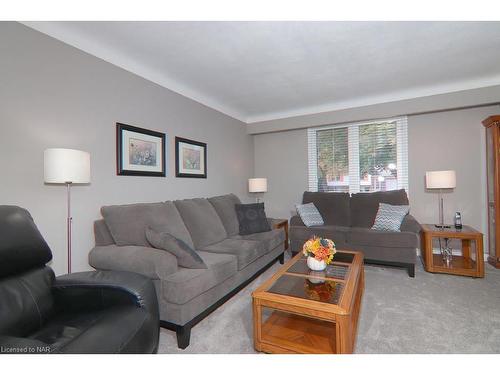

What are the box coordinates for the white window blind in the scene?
[307,116,408,193]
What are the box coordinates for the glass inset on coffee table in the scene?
[252,250,365,354]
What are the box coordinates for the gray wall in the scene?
[254,105,500,255]
[0,22,254,275]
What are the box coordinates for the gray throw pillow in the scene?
[371,203,410,232]
[145,228,207,269]
[235,203,271,235]
[296,202,324,227]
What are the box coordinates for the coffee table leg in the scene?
[336,315,352,354]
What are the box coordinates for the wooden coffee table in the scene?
[252,250,364,354]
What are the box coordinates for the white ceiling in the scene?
[24,21,500,123]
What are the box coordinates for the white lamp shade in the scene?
[44,148,91,184]
[248,178,267,193]
[425,170,456,189]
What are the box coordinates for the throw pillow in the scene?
[371,203,410,232]
[145,228,207,269]
[235,203,271,235]
[296,202,324,227]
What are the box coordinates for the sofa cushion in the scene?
[145,229,207,269]
[348,227,418,249]
[372,203,410,232]
[200,238,267,270]
[161,251,237,305]
[174,198,228,248]
[232,229,285,253]
[208,194,242,237]
[235,203,271,235]
[350,189,409,228]
[296,202,324,227]
[101,202,194,248]
[94,220,115,246]
[302,192,351,226]
[289,225,350,247]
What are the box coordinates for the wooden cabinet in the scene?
[483,116,500,268]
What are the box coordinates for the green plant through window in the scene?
[309,118,406,193]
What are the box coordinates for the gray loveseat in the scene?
[89,194,286,349]
[290,189,421,277]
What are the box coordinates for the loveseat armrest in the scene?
[89,245,178,280]
[53,270,159,319]
[289,215,305,227]
[400,214,422,235]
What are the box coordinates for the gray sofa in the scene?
[290,189,421,277]
[88,194,286,349]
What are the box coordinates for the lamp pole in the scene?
[438,188,444,228]
[66,182,72,273]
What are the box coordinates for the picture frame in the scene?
[116,123,166,177]
[175,136,207,178]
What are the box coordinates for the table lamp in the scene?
[248,178,267,203]
[44,148,91,273]
[425,170,456,228]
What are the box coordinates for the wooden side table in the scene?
[272,219,289,250]
[421,224,484,278]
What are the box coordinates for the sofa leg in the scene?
[278,252,285,264]
[408,264,415,278]
[176,325,191,349]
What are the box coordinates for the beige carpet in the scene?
[158,253,500,354]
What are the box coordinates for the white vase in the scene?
[307,256,326,271]
[307,271,326,284]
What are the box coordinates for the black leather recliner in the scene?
[0,206,159,354]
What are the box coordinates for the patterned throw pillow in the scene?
[371,203,410,232]
[235,203,272,235]
[296,203,324,227]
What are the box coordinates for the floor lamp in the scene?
[44,148,91,273]
[425,170,456,228]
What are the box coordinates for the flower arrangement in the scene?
[302,236,336,265]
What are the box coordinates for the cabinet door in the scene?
[486,125,497,258]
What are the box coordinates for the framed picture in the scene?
[175,136,207,178]
[116,123,166,177]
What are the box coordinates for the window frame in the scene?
[307,116,408,194]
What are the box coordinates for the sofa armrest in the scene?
[89,245,178,280]
[400,214,422,235]
[53,270,158,319]
[290,215,305,227]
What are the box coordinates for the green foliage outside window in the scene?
[315,122,397,192]
[359,122,396,179]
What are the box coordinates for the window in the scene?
[308,117,408,193]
